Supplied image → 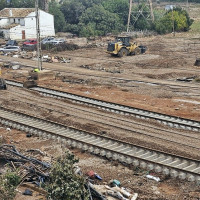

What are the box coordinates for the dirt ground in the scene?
[0,3,200,199]
[1,127,200,200]
[1,33,200,199]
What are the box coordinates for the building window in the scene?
[18,19,20,23]
[20,19,25,26]
[14,18,15,23]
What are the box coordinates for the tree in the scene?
[155,7,193,34]
[61,0,85,24]
[0,0,7,10]
[102,0,129,25]
[49,0,66,32]
[46,152,89,200]
[8,0,35,8]
[79,4,124,37]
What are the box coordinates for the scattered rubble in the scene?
[194,58,200,66]
[0,143,140,200]
[176,76,196,82]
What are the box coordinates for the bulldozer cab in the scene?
[116,37,130,46]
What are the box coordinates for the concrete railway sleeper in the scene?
[5,79,200,132]
[0,107,199,183]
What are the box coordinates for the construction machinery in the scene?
[107,36,146,57]
[23,69,38,89]
[0,78,7,90]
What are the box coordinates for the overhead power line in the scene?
[127,0,154,32]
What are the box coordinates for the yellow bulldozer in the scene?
[107,36,146,57]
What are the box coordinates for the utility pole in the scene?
[127,0,133,32]
[42,0,49,12]
[35,0,42,71]
[186,0,189,11]
[172,7,175,37]
[148,0,154,22]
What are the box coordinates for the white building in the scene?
[0,8,55,40]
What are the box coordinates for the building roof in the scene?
[1,23,19,29]
[0,8,35,18]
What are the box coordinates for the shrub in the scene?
[0,169,21,200]
[155,7,193,34]
[46,151,89,200]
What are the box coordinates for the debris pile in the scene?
[0,49,72,63]
[85,170,139,200]
[0,144,51,180]
[0,144,140,199]
[42,55,71,63]
[194,58,200,66]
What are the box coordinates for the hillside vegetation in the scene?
[0,0,197,36]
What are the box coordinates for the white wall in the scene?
[8,10,55,40]
[0,18,9,27]
[39,10,55,37]
[1,29,10,39]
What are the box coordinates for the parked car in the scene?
[0,78,7,90]
[23,39,37,46]
[51,39,65,45]
[41,37,55,44]
[0,46,20,53]
[42,37,65,45]
[6,40,18,46]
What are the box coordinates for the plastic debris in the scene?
[131,193,138,200]
[23,189,33,196]
[95,173,102,180]
[113,186,131,198]
[107,190,128,200]
[87,170,95,178]
[87,171,102,180]
[110,179,121,187]
[146,174,160,182]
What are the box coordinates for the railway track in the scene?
[6,79,200,132]
[5,86,200,154]
[0,106,199,182]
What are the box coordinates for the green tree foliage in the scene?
[7,0,35,7]
[61,0,85,24]
[0,0,194,36]
[164,0,200,2]
[79,4,124,36]
[78,0,103,7]
[49,0,66,32]
[46,152,89,200]
[155,7,193,34]
[102,0,129,25]
[0,0,7,10]
[0,170,21,200]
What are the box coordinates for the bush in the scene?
[46,151,89,200]
[155,7,193,34]
[0,169,21,200]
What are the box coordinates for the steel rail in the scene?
[0,106,199,182]
[6,79,200,132]
[5,89,200,151]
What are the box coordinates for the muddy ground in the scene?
[0,33,200,199]
[0,4,200,199]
